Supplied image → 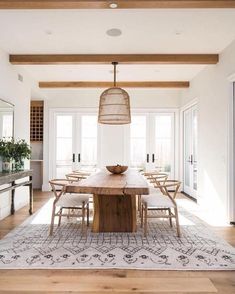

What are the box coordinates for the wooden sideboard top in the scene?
[0,170,33,185]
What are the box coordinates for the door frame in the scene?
[228,75,235,224]
[179,99,198,195]
[182,104,197,198]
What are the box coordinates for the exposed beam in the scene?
[39,81,190,88]
[10,54,219,65]
[0,0,235,9]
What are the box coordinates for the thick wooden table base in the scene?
[93,194,136,232]
[66,169,149,233]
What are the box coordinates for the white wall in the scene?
[44,88,180,108]
[42,89,180,190]
[0,48,31,220]
[180,39,235,223]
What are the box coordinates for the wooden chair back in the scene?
[149,173,169,193]
[49,179,73,200]
[158,180,181,201]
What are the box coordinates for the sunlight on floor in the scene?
[31,198,53,225]
[177,198,231,227]
[30,194,231,228]
[178,213,195,226]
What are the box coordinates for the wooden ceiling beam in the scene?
[10,54,219,65]
[39,81,190,88]
[0,1,235,9]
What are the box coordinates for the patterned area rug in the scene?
[0,199,235,270]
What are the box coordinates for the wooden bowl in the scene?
[106,165,128,174]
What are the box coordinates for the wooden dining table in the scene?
[66,169,149,232]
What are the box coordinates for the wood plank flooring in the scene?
[0,190,234,293]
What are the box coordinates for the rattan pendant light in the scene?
[98,62,131,125]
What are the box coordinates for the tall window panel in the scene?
[56,115,73,178]
[81,115,97,168]
[154,114,174,175]
[130,116,146,168]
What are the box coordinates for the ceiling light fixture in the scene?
[45,30,53,35]
[106,28,122,37]
[109,3,118,8]
[175,30,183,35]
[109,69,119,74]
[98,62,131,125]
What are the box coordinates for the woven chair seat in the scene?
[141,194,175,208]
[56,193,90,208]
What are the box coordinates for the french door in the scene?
[53,112,97,178]
[183,105,198,198]
[129,112,175,178]
[50,109,175,180]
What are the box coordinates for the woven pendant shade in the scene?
[98,62,131,125]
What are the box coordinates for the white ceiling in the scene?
[0,9,235,94]
[1,9,235,54]
[22,64,206,82]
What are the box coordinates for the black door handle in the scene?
[72,153,75,163]
[187,155,193,164]
[152,154,155,163]
[78,153,81,163]
[147,154,149,163]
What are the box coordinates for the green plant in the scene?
[0,139,14,160]
[0,138,31,162]
[12,139,31,163]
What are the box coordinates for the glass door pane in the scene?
[80,115,98,169]
[55,114,74,178]
[184,109,192,191]
[183,105,197,198]
[192,107,198,191]
[153,114,174,177]
[130,115,147,169]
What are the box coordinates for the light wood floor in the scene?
[0,190,234,294]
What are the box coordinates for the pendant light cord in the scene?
[112,61,118,87]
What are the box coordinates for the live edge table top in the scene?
[65,169,149,196]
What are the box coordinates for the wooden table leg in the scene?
[11,181,15,215]
[29,176,33,215]
[92,194,137,233]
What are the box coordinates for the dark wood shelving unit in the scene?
[30,101,44,142]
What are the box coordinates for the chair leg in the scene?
[174,207,181,238]
[138,195,141,213]
[49,204,56,236]
[140,204,144,228]
[144,203,148,237]
[58,208,62,227]
[168,208,173,227]
[86,202,89,227]
[81,202,85,234]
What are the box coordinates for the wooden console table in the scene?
[66,169,149,232]
[0,170,33,215]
